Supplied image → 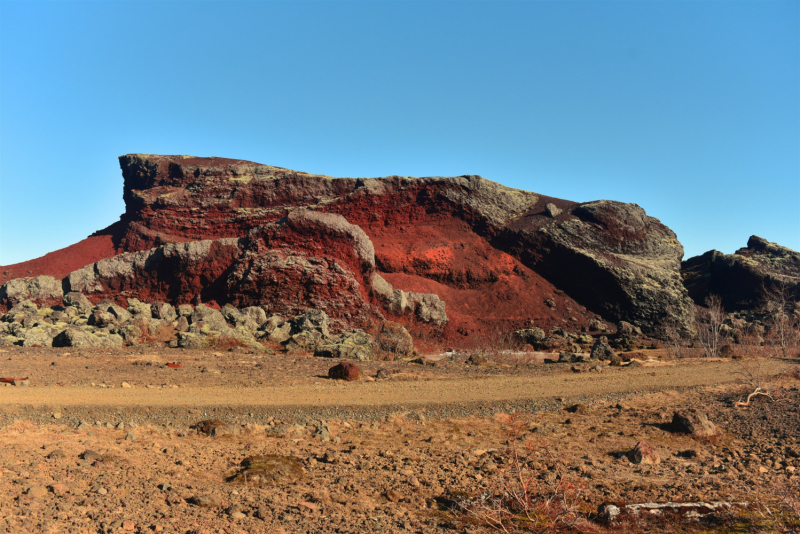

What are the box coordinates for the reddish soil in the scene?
[0,347,797,533]
[0,231,120,283]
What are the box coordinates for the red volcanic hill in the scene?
[0,154,696,344]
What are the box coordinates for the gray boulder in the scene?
[190,304,230,332]
[242,306,267,327]
[514,327,546,346]
[126,298,152,318]
[63,292,93,314]
[590,337,615,361]
[151,301,177,322]
[22,328,55,348]
[291,309,330,337]
[53,327,123,348]
[315,330,375,361]
[0,275,63,306]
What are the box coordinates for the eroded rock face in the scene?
[1,154,697,338]
[0,276,62,308]
[502,200,694,334]
[682,236,800,312]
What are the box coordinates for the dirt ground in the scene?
[0,347,798,534]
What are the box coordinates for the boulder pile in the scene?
[0,293,413,361]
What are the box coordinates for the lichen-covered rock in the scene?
[63,292,93,314]
[87,310,116,328]
[176,332,210,349]
[290,309,330,338]
[590,337,615,361]
[151,301,177,321]
[376,321,414,357]
[22,327,55,347]
[53,327,123,348]
[0,275,63,308]
[221,305,259,332]
[508,200,695,334]
[242,306,267,327]
[682,236,800,312]
[191,304,230,333]
[314,329,375,360]
[126,298,152,318]
[0,336,22,346]
[514,327,546,346]
[177,304,194,317]
[617,321,642,338]
[332,330,374,361]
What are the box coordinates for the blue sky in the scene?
[1,0,797,265]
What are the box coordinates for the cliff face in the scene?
[682,236,800,311]
[1,154,697,340]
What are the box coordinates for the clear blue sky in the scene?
[1,0,797,265]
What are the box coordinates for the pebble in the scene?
[52,412,62,419]
[386,489,402,502]
[126,432,136,441]
[116,422,125,430]
[26,485,47,498]
[96,487,108,495]
[230,511,246,520]
[121,382,131,388]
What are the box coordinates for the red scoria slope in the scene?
[0,154,696,342]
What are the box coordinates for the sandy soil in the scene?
[0,347,798,533]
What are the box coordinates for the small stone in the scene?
[628,441,660,465]
[50,483,68,496]
[328,362,361,381]
[672,409,717,437]
[125,432,136,441]
[122,520,135,531]
[409,476,421,488]
[76,421,90,430]
[189,495,220,508]
[230,511,246,520]
[96,487,108,495]
[47,449,65,459]
[121,382,131,388]
[26,485,47,498]
[52,412,62,419]
[386,489,402,503]
[116,422,125,430]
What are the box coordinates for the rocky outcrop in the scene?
[0,276,62,308]
[501,200,694,334]
[50,211,446,329]
[682,236,800,312]
[1,154,697,339]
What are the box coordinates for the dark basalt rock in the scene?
[682,236,800,312]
